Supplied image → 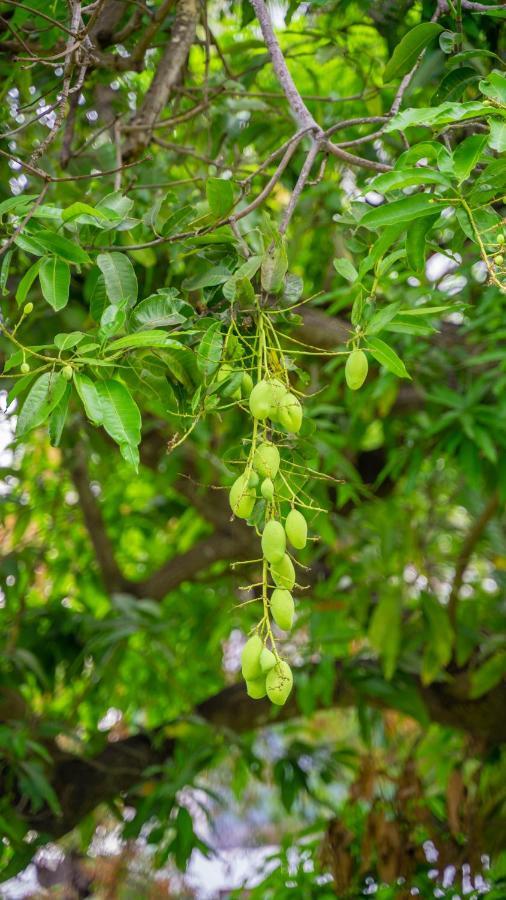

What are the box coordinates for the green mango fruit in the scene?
[248,471,259,488]
[266,661,293,706]
[265,378,287,421]
[246,676,267,699]
[260,647,277,672]
[229,473,256,519]
[345,349,368,390]
[249,379,274,419]
[217,363,241,399]
[278,393,302,433]
[241,372,254,397]
[261,477,274,501]
[262,519,286,564]
[270,588,294,630]
[285,509,307,549]
[270,553,295,591]
[253,442,280,479]
[241,634,263,680]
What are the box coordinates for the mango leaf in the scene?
[452,134,488,183]
[74,373,103,426]
[15,258,43,305]
[405,214,438,272]
[95,379,142,469]
[206,177,234,218]
[333,257,358,283]
[479,70,506,105]
[48,383,71,446]
[366,336,410,379]
[470,651,506,699]
[0,248,12,295]
[182,266,231,291]
[39,257,70,311]
[16,372,67,436]
[0,194,38,218]
[421,594,453,685]
[97,252,138,306]
[108,332,184,352]
[99,303,126,340]
[61,202,109,224]
[261,243,288,294]
[370,168,451,193]
[360,195,439,229]
[34,231,90,264]
[54,331,86,351]
[432,67,480,105]
[368,592,402,679]
[383,23,443,82]
[197,321,223,376]
[130,292,190,331]
[385,101,491,132]
[488,119,506,152]
[365,303,401,336]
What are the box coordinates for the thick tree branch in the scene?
[22,662,506,838]
[124,0,198,158]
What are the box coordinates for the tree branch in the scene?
[448,491,500,628]
[124,0,198,158]
[21,662,506,838]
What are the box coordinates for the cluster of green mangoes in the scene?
[228,375,309,706]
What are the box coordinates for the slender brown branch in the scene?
[448,492,500,628]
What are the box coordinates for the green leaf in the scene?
[16,372,67,436]
[39,257,71,311]
[385,101,491,133]
[0,194,38,218]
[97,252,138,306]
[366,303,401,335]
[61,202,109,224]
[197,321,223,377]
[452,134,488,183]
[261,242,288,294]
[479,70,506,105]
[400,305,453,316]
[130,292,189,331]
[99,303,126,340]
[421,594,453,684]
[182,265,231,291]
[333,257,358,283]
[74,373,103,425]
[34,231,90,264]
[95,379,142,469]
[0,248,13,295]
[432,68,480,105]
[488,118,506,152]
[368,592,402,679]
[360,195,439,229]
[48,383,71,446]
[206,177,234,218]
[383,23,443,82]
[54,331,86,351]
[15,258,43,305]
[405,214,438,272]
[370,168,450,193]
[470,651,506,699]
[108,332,184,352]
[366,336,410,379]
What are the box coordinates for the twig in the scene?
[280,140,320,235]
[448,492,500,628]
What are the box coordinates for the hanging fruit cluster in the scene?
[227,306,310,707]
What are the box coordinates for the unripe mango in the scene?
[278,393,302,433]
[285,509,307,550]
[23,303,33,315]
[265,378,287,420]
[253,442,280,479]
[20,362,30,374]
[261,477,274,501]
[249,379,274,419]
[229,473,256,519]
[262,519,286,564]
[241,634,263,680]
[266,661,293,706]
[248,471,259,488]
[62,365,73,381]
[260,647,276,672]
[246,676,267,699]
[270,588,294,630]
[270,553,295,591]
[241,372,253,397]
[345,349,368,390]
[217,363,241,399]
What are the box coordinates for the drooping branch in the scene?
[22,662,506,839]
